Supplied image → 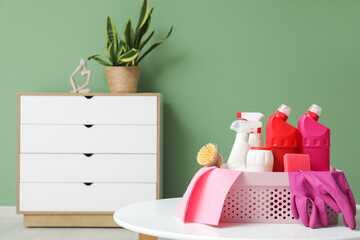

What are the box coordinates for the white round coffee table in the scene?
[113,198,360,240]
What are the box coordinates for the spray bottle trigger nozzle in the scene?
[230,120,260,134]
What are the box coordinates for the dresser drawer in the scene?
[20,95,158,124]
[20,154,157,183]
[19,183,156,212]
[20,125,157,153]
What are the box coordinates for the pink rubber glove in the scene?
[300,171,356,230]
[288,172,330,228]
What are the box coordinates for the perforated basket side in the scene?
[221,185,338,224]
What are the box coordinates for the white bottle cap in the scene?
[277,104,291,117]
[308,104,322,117]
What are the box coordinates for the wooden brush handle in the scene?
[212,154,223,168]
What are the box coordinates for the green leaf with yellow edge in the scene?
[109,42,118,65]
[106,16,119,55]
[116,39,123,55]
[88,54,112,66]
[137,26,173,63]
[135,8,153,48]
[140,30,154,50]
[119,39,127,52]
[106,41,111,55]
[124,20,133,48]
[135,0,149,33]
[106,16,117,43]
[118,48,140,63]
[118,61,128,66]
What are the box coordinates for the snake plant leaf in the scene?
[118,48,140,63]
[135,8,153,48]
[124,20,133,48]
[135,0,149,34]
[88,55,112,66]
[88,53,111,62]
[139,30,154,50]
[106,16,117,43]
[106,17,119,55]
[120,39,128,52]
[116,39,123,55]
[137,26,173,63]
[115,35,119,54]
[106,41,111,55]
[119,61,128,66]
[109,42,118,66]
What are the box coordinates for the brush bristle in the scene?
[197,143,219,166]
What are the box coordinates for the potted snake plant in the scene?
[88,0,173,93]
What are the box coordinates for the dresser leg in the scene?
[139,233,158,240]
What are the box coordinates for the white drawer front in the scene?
[20,95,157,124]
[20,154,157,183]
[19,183,156,212]
[20,125,157,153]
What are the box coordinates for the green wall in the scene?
[1,0,360,205]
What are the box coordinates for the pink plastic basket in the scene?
[220,171,338,224]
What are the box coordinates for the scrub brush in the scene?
[197,143,223,168]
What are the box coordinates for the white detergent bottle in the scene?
[237,112,264,147]
[227,120,259,171]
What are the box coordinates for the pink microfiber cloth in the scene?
[175,167,242,226]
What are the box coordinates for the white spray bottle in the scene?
[227,120,260,171]
[237,112,264,147]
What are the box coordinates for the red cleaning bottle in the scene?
[297,104,330,171]
[266,104,300,172]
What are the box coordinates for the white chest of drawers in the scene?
[17,93,162,227]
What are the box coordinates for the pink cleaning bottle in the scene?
[297,104,330,171]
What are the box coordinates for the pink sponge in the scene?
[284,154,311,172]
